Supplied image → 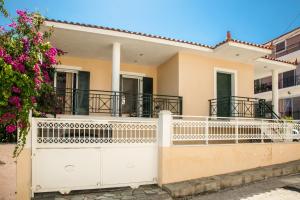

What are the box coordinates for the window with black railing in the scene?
[255,67,300,94]
[37,88,183,118]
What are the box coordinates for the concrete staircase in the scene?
[162,160,300,198]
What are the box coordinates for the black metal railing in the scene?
[37,88,182,118]
[209,96,280,119]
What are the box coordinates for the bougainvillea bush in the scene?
[0,9,61,156]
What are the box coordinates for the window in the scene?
[282,70,295,88]
[279,98,292,117]
[275,41,286,53]
[293,97,300,119]
[254,77,272,94]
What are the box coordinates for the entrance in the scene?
[217,72,232,117]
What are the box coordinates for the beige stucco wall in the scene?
[59,56,158,93]
[159,143,300,184]
[16,148,31,200]
[60,52,254,116]
[0,144,16,200]
[178,52,254,116]
[157,53,179,96]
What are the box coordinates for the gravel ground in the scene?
[33,174,300,200]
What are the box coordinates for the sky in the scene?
[1,0,300,46]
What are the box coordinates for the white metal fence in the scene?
[31,117,158,195]
[30,113,300,196]
[172,115,300,144]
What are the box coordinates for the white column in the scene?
[112,42,121,91]
[158,110,172,147]
[272,69,279,115]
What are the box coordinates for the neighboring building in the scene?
[255,27,300,119]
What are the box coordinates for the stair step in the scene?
[162,160,300,198]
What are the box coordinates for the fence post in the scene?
[157,110,172,186]
[158,110,172,147]
[205,117,209,144]
[16,110,33,200]
[235,119,239,143]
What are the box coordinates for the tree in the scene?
[0,8,62,156]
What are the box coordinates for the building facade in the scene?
[38,19,296,119]
[255,27,300,119]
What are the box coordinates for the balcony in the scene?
[255,74,300,94]
[37,88,183,118]
[209,96,278,119]
[275,42,300,58]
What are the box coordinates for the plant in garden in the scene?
[0,8,62,156]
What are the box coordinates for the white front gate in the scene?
[31,117,158,194]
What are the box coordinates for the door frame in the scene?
[54,65,82,115]
[54,66,79,89]
[214,67,237,99]
[120,71,145,116]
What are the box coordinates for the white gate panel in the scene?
[31,118,158,195]
[101,145,157,187]
[33,148,101,193]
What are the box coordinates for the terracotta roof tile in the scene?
[45,18,271,50]
[45,18,213,49]
[214,39,272,50]
[262,56,297,65]
[44,18,296,66]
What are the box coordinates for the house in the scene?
[255,27,300,119]
[41,19,296,119]
[16,20,300,200]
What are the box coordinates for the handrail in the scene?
[55,87,183,98]
[209,96,262,101]
[208,96,280,119]
[37,88,183,117]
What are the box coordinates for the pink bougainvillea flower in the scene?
[9,96,21,109]
[6,124,17,133]
[33,32,43,45]
[16,10,26,16]
[21,37,30,52]
[0,26,5,32]
[12,86,21,94]
[16,10,32,24]
[8,22,17,28]
[0,48,5,57]
[33,63,40,74]
[3,54,12,64]
[34,77,42,89]
[11,61,26,73]
[31,96,37,104]
[45,48,58,64]
[42,70,51,83]
[18,54,29,62]
[1,113,16,123]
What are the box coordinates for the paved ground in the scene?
[34,174,300,200]
[191,174,300,200]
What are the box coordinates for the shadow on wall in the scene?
[0,144,16,200]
